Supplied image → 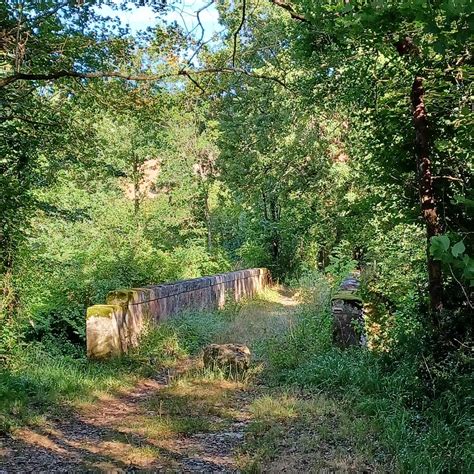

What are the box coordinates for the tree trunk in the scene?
[269,198,280,259]
[411,76,443,316]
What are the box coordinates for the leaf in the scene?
[430,235,450,259]
[463,257,474,280]
[451,240,465,258]
[452,195,474,208]
[439,235,450,251]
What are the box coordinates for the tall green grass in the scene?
[263,279,473,472]
[0,307,237,433]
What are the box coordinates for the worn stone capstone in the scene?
[331,273,365,348]
[86,268,270,359]
[203,344,251,372]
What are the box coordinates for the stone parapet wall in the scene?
[331,272,365,348]
[86,268,270,358]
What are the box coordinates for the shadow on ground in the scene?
[0,287,300,472]
[1,373,251,472]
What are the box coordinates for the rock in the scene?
[339,277,360,292]
[203,343,251,372]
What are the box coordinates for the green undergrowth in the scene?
[0,341,141,431]
[0,300,245,434]
[0,290,274,433]
[249,277,473,473]
[238,388,388,473]
[260,347,472,472]
[1,283,471,473]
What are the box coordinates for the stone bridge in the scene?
[86,268,270,358]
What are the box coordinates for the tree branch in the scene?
[30,0,70,27]
[432,175,464,183]
[1,67,288,89]
[449,263,474,310]
[181,71,205,93]
[269,0,308,23]
[232,0,247,67]
[0,114,59,127]
[0,70,179,87]
[182,0,216,69]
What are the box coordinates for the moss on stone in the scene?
[106,289,135,305]
[106,288,152,305]
[86,304,121,319]
[331,291,363,304]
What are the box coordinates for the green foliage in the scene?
[0,1,472,469]
[1,79,230,350]
[266,271,332,372]
[0,340,139,432]
[263,273,472,472]
[141,310,231,358]
[324,241,357,285]
[430,234,473,286]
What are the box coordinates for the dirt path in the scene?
[1,378,250,472]
[1,288,382,472]
[1,288,299,473]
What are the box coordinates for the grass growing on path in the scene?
[0,287,299,471]
[239,390,384,473]
[0,287,293,433]
[239,280,472,473]
[1,284,470,472]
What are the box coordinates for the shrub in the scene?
[263,270,473,473]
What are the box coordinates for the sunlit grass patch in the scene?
[118,378,245,440]
[213,288,299,357]
[253,285,293,305]
[84,436,162,469]
[119,444,161,468]
[127,411,215,438]
[0,345,144,432]
[240,389,382,473]
[249,394,299,421]
[248,390,338,426]
[190,362,264,385]
[143,375,247,437]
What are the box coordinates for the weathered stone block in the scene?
[203,343,251,372]
[331,273,365,348]
[332,299,365,347]
[86,305,124,358]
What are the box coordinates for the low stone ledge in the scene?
[86,268,270,359]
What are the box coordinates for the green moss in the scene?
[106,289,131,305]
[331,291,363,304]
[106,288,152,305]
[86,304,122,319]
[108,288,144,305]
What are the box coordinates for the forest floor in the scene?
[0,288,383,473]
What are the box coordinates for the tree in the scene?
[264,0,473,316]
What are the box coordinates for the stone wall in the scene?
[331,273,365,347]
[86,268,270,358]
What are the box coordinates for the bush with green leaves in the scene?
[263,271,472,472]
[430,234,473,289]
